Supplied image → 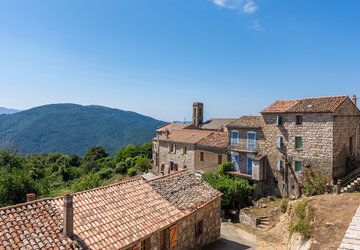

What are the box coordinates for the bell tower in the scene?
[192,102,203,127]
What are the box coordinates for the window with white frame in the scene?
[247,131,256,150]
[231,130,239,145]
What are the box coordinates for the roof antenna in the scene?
[184,116,186,123]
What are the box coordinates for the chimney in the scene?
[165,129,170,139]
[63,195,74,237]
[353,95,357,106]
[26,193,36,202]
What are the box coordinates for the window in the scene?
[231,130,239,145]
[247,132,256,150]
[296,116,302,125]
[276,115,283,126]
[295,137,302,149]
[277,160,282,171]
[181,146,187,155]
[170,162,174,171]
[160,230,166,250]
[195,221,203,236]
[350,136,354,155]
[276,136,283,149]
[218,155,222,164]
[169,225,178,248]
[295,161,302,172]
[183,165,187,169]
[168,143,175,153]
[200,152,204,161]
[141,238,148,250]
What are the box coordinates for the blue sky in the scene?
[0,0,359,122]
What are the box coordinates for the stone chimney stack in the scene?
[352,95,357,106]
[192,102,204,127]
[63,195,74,237]
[26,193,36,202]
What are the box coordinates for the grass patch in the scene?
[278,198,288,213]
[290,200,313,237]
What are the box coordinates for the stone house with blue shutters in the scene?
[227,95,360,198]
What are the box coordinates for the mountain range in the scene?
[0,104,165,156]
[0,107,19,114]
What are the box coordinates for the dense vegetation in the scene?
[0,103,165,155]
[202,162,256,209]
[0,142,152,207]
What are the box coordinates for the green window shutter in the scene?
[295,137,302,149]
[295,161,302,172]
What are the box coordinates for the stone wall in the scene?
[261,112,334,198]
[194,146,228,173]
[125,197,221,250]
[239,208,259,227]
[333,98,360,179]
[155,140,195,175]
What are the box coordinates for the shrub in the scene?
[279,198,288,213]
[127,167,137,177]
[290,200,312,237]
[202,172,255,208]
[135,156,150,172]
[98,168,114,180]
[115,162,127,174]
[217,162,234,175]
[50,164,59,174]
[300,169,330,196]
[72,172,101,193]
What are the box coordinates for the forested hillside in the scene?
[0,104,165,155]
[0,143,152,207]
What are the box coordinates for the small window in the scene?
[295,161,302,172]
[218,155,222,164]
[200,152,204,161]
[231,130,239,145]
[276,115,283,126]
[195,220,203,236]
[168,143,175,153]
[276,136,283,149]
[296,116,302,125]
[160,229,166,250]
[141,238,148,250]
[181,146,187,155]
[295,137,302,149]
[277,160,282,171]
[183,165,187,169]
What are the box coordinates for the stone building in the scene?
[0,170,222,250]
[227,95,360,198]
[152,102,233,175]
[152,129,227,175]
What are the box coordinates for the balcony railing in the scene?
[228,140,260,152]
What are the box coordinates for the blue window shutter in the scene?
[277,160,282,171]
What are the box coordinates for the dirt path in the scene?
[203,222,257,250]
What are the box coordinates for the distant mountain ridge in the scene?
[0,103,166,155]
[0,107,19,114]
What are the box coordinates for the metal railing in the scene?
[338,167,360,188]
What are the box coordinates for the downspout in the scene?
[356,120,360,160]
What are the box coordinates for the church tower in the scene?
[192,102,204,127]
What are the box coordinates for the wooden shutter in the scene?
[168,143,171,152]
[169,224,178,248]
[173,144,176,153]
[133,245,138,250]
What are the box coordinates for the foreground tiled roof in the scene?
[227,115,263,128]
[147,170,222,213]
[200,118,236,130]
[53,177,184,249]
[196,132,227,148]
[157,129,214,144]
[261,95,349,113]
[156,122,190,132]
[0,198,77,249]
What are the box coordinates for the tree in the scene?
[135,156,150,172]
[217,162,234,175]
[140,142,152,159]
[83,146,109,162]
[115,144,140,163]
[72,172,101,193]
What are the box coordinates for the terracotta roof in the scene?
[196,132,227,148]
[261,95,349,113]
[0,198,77,249]
[200,118,236,130]
[227,115,263,128]
[157,129,214,144]
[156,122,190,132]
[53,177,184,249]
[147,170,222,213]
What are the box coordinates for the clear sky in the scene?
[1,0,359,122]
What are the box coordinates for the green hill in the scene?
[0,104,165,155]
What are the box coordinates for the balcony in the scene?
[228,140,260,153]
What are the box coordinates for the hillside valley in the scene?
[0,103,165,155]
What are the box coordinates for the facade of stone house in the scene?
[152,129,227,175]
[227,95,360,198]
[0,171,222,250]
